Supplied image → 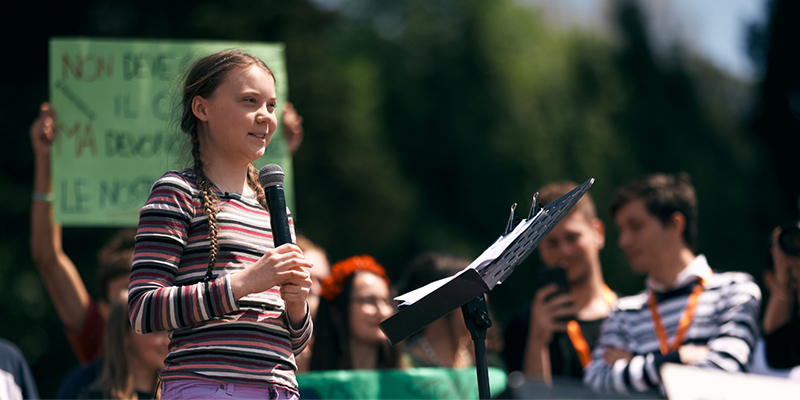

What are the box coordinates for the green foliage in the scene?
[291,0,771,321]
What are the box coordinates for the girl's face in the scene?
[193,64,278,167]
[348,272,394,344]
[127,328,169,372]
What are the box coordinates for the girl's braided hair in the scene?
[179,50,274,281]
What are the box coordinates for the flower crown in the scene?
[320,255,390,302]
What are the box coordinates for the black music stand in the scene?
[379,178,594,399]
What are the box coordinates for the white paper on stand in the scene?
[395,215,536,307]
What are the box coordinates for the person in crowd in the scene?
[30,102,133,364]
[294,234,331,373]
[31,103,158,398]
[54,232,136,399]
[0,338,39,400]
[76,291,168,399]
[399,252,503,369]
[583,173,761,396]
[399,252,475,369]
[761,225,800,371]
[503,181,617,385]
[750,233,800,378]
[295,234,331,322]
[128,50,313,399]
[309,255,403,370]
[33,107,135,393]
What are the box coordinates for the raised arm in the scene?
[522,284,575,384]
[29,102,92,337]
[281,102,304,156]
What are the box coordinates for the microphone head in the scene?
[258,164,285,188]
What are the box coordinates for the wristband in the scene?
[31,192,54,203]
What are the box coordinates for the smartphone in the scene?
[537,264,574,322]
[538,264,569,298]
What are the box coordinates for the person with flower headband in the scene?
[309,255,404,370]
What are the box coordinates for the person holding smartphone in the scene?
[761,224,800,371]
[503,181,617,385]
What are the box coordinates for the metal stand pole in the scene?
[461,294,492,400]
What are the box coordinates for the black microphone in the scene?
[258,164,293,247]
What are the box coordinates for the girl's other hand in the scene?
[280,270,312,328]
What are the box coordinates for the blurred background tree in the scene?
[1,0,797,396]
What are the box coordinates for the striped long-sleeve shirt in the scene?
[583,255,761,396]
[128,170,312,393]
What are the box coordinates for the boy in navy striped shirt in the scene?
[583,173,761,396]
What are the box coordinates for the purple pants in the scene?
[161,379,299,400]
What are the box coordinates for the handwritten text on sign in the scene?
[49,38,292,226]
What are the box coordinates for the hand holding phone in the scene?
[528,265,576,346]
[537,264,575,323]
[538,264,569,298]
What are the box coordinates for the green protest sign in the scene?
[48,37,294,226]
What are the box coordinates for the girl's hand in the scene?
[231,244,313,300]
[280,270,312,328]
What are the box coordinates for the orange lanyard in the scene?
[648,278,705,355]
[566,285,616,368]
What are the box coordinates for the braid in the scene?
[191,133,220,281]
[177,50,276,281]
[247,163,269,211]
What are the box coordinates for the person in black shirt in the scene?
[503,181,616,385]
